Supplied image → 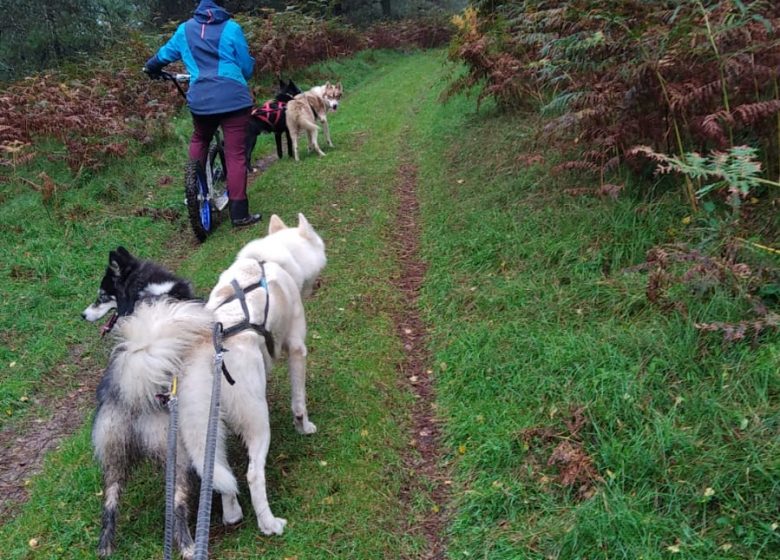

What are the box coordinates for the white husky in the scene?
[92,213,326,556]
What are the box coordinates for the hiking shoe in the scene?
[229,199,262,227]
[232,213,262,227]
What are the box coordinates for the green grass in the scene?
[412,74,780,557]
[1,46,778,560]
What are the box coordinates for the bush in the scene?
[448,1,780,195]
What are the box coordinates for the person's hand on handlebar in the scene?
[143,65,163,80]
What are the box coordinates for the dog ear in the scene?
[279,78,286,88]
[268,214,287,234]
[110,246,134,274]
[297,213,315,239]
[116,246,133,259]
[108,251,122,276]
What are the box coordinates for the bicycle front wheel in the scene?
[184,159,212,242]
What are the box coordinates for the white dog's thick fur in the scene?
[92,213,326,554]
[237,213,326,298]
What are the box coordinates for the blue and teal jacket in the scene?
[145,0,254,115]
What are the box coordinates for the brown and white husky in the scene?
[285,82,343,161]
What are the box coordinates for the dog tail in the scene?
[108,299,214,409]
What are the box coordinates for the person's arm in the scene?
[145,25,185,74]
[229,22,255,80]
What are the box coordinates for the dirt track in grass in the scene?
[0,346,100,518]
[393,152,450,559]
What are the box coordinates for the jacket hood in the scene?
[193,0,231,24]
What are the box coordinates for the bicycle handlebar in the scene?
[160,70,191,83]
[143,67,190,101]
[143,67,190,82]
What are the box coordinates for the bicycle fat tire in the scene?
[184,159,212,242]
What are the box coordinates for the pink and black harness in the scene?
[251,100,287,131]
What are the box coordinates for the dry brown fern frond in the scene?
[700,111,733,146]
[669,79,724,113]
[732,100,780,128]
[554,160,600,175]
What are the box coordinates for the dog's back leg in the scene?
[172,457,196,559]
[274,131,284,159]
[93,406,131,557]
[306,125,326,157]
[289,126,301,161]
[178,355,244,526]
[222,344,286,535]
[284,128,293,158]
[97,461,127,557]
[321,117,334,148]
[246,421,287,535]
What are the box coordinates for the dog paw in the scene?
[295,418,317,435]
[180,544,195,560]
[223,509,244,526]
[259,515,287,536]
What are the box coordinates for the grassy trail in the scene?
[2,47,778,560]
[0,51,449,559]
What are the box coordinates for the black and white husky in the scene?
[82,246,195,333]
[92,214,326,558]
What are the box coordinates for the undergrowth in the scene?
[447,1,780,210]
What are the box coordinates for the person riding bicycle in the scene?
[143,0,261,227]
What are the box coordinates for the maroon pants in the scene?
[189,108,250,201]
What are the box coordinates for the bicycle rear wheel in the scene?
[184,159,212,242]
[206,142,228,211]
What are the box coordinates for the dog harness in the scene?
[216,262,275,359]
[251,100,286,130]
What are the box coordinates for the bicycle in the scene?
[156,70,229,242]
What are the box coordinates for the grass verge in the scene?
[413,70,780,558]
